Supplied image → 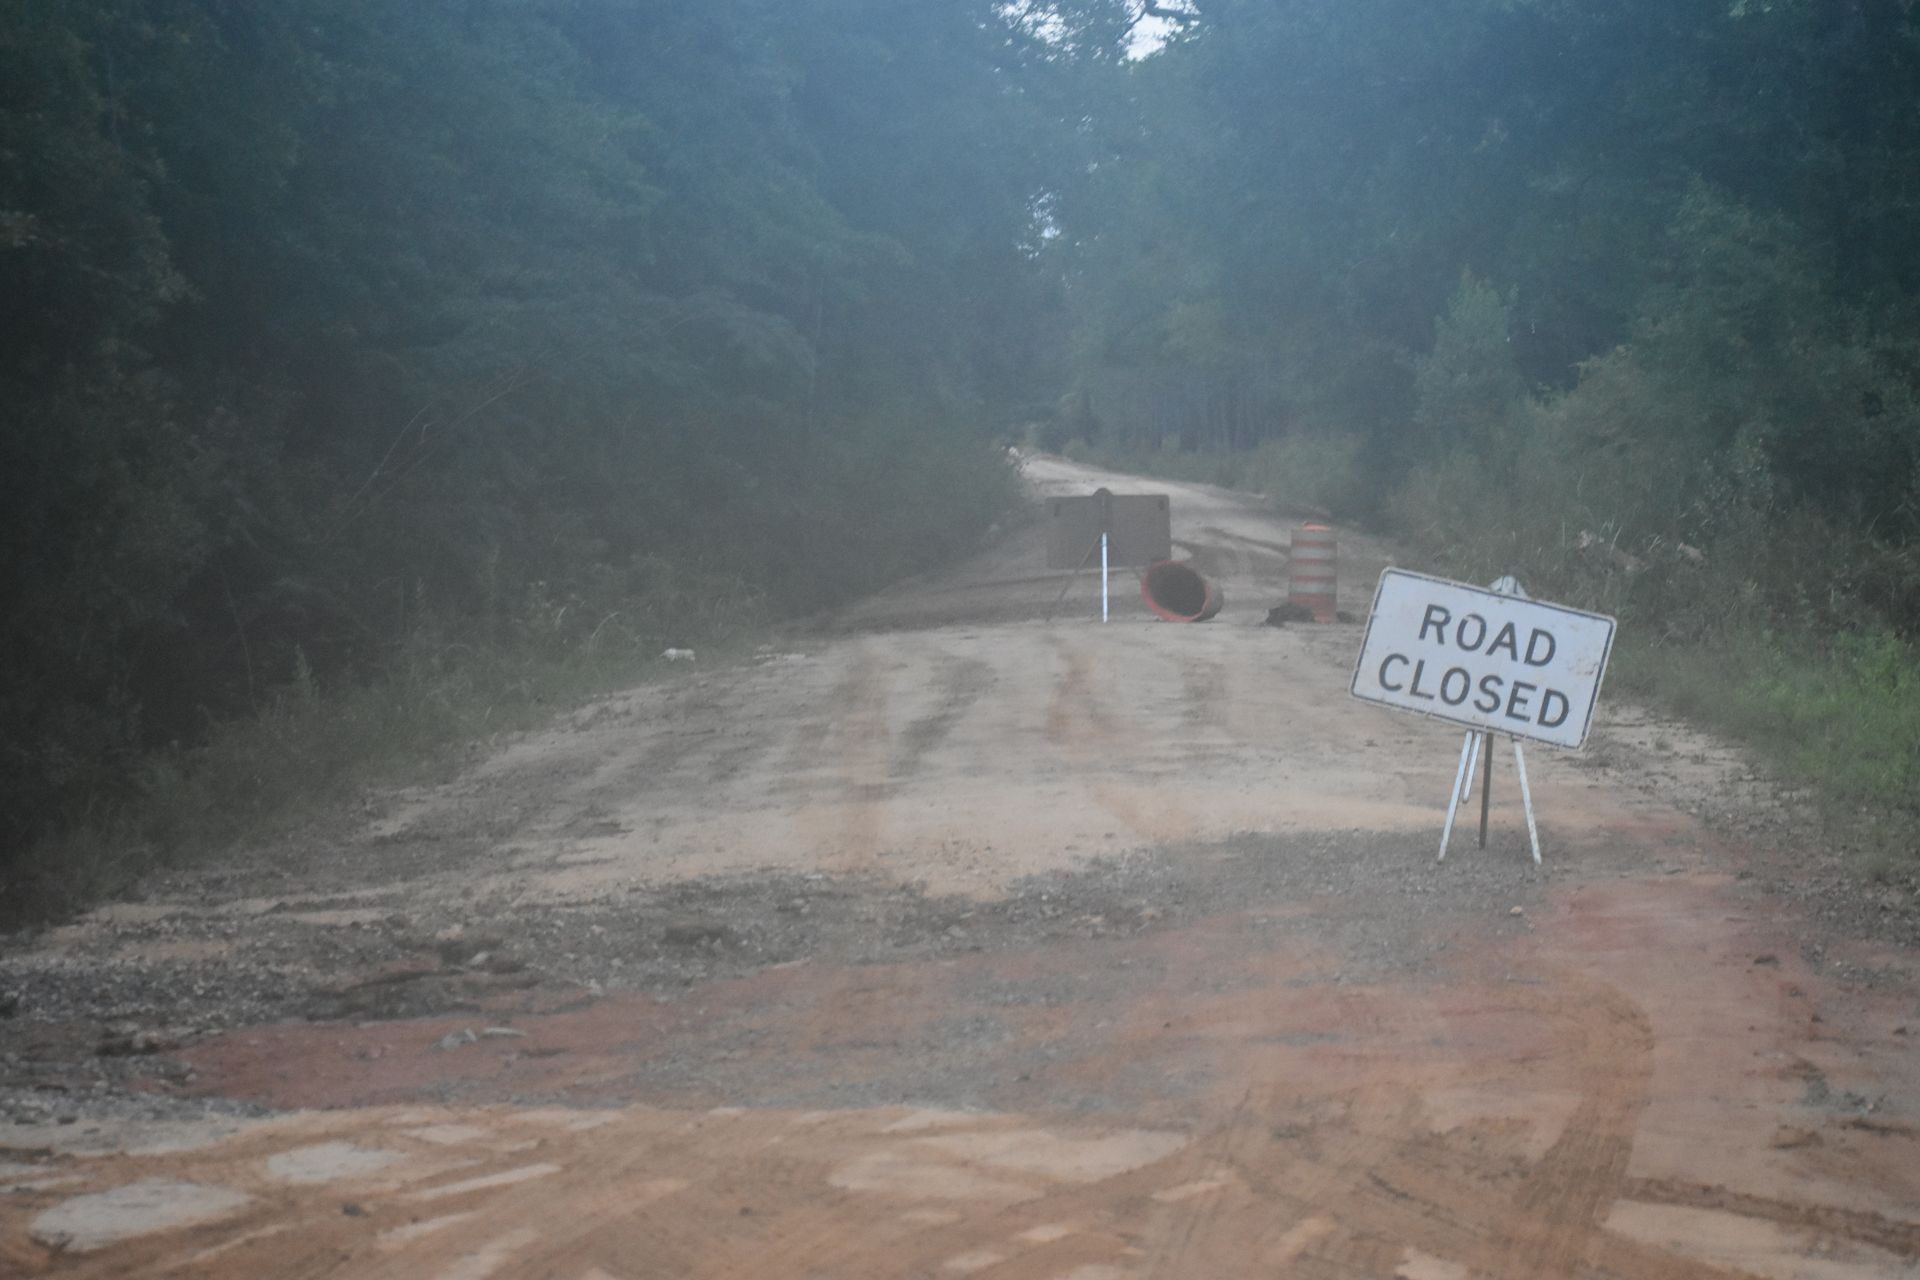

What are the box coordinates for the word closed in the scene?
[1349,569,1615,749]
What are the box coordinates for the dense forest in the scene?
[1069,0,1920,592]
[6,0,1919,895]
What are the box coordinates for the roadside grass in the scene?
[1611,632,1920,872]
[2,601,768,928]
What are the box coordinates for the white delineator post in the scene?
[1101,532,1109,623]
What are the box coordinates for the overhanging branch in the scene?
[1125,0,1199,34]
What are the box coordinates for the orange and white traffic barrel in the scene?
[1289,523,1337,622]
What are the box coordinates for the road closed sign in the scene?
[1350,569,1615,750]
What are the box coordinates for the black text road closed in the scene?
[1349,569,1616,749]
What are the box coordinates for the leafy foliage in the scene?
[1,0,1068,869]
[1411,273,1524,452]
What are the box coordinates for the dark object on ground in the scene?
[1266,602,1315,626]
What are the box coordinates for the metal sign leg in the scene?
[1477,730,1494,848]
[1437,731,1477,862]
[1426,578,1560,868]
[1512,738,1542,865]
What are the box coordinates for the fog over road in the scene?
[4,457,1918,1278]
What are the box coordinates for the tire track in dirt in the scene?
[1621,1176,1920,1258]
[1137,1083,1417,1273]
[1173,653,1255,771]
[699,708,787,801]
[803,645,893,872]
[1493,972,1655,1277]
[1178,658,1229,732]
[1121,970,1771,1280]
[768,651,860,787]
[1311,982,1722,1280]
[628,663,821,807]
[890,648,994,782]
[356,1111,775,1280]
[1045,638,1196,843]
[815,1124,1197,1279]
[551,678,737,798]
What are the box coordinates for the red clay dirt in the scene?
[2,456,1917,1278]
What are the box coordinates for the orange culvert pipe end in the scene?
[1141,560,1224,622]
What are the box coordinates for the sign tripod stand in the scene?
[1351,568,1616,870]
[1436,575,1539,864]
[1043,487,1171,623]
[1045,488,1115,624]
[1438,727,1541,865]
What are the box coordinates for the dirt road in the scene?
[4,456,1918,1278]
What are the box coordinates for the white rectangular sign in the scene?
[1350,569,1615,749]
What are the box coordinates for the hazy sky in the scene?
[1128,10,1178,57]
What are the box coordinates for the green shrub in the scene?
[1410,272,1525,453]
[1238,431,1369,518]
